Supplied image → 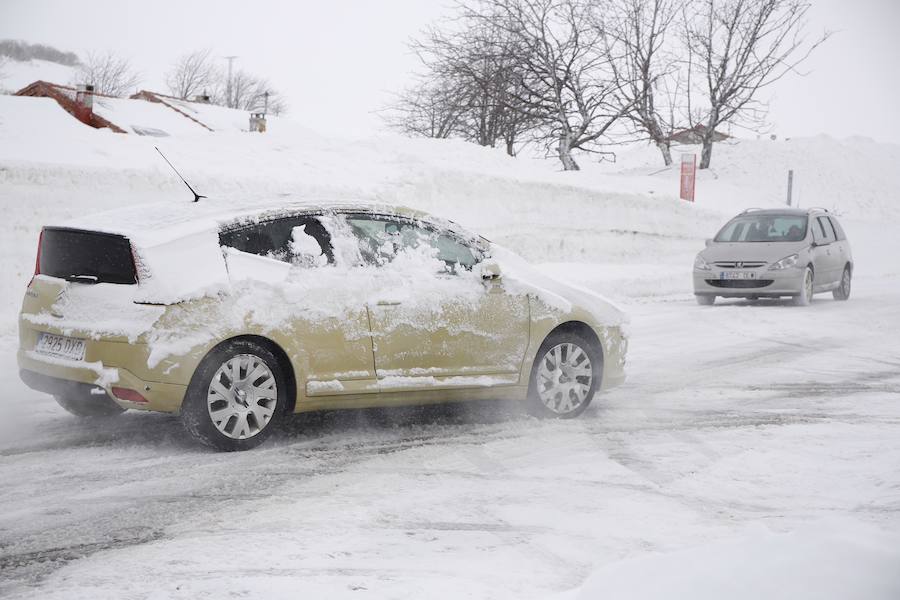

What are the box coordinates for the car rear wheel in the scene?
[181,339,287,451]
[54,393,126,418]
[527,331,601,419]
[695,295,715,306]
[833,266,851,301]
[793,267,814,306]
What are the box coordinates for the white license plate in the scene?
[720,271,757,280]
[35,333,86,361]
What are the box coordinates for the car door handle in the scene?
[376,300,402,306]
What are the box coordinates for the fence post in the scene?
[786,169,794,206]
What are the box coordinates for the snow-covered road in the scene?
[2,253,898,599]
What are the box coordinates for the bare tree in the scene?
[390,14,534,155]
[74,51,141,97]
[684,0,829,168]
[605,0,685,166]
[385,79,468,139]
[165,49,219,100]
[206,68,287,115]
[466,0,636,170]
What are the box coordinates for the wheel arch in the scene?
[194,334,298,415]
[531,321,606,380]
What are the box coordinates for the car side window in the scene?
[220,216,335,266]
[828,217,846,241]
[345,215,479,271]
[816,217,836,244]
[812,218,828,244]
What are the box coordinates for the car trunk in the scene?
[22,228,163,344]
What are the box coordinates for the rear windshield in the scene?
[39,227,137,284]
[715,215,808,243]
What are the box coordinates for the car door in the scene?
[219,214,378,397]
[810,216,840,286]
[343,213,530,390]
[827,216,851,272]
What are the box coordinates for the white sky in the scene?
[1,0,898,143]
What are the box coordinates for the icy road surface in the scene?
[1,265,898,599]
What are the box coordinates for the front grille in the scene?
[706,279,774,289]
[713,261,767,269]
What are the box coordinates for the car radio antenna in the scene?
[154,147,206,202]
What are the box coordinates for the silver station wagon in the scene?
[693,208,852,306]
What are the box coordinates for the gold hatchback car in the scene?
[18,200,628,450]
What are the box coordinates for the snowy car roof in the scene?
[54,197,452,248]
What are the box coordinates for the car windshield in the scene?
[715,215,808,243]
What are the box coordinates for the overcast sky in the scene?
[1,0,898,143]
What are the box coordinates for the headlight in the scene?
[694,254,711,271]
[769,253,799,270]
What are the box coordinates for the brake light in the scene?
[29,229,43,286]
[129,243,142,284]
[112,387,148,403]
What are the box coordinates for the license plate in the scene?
[720,271,757,280]
[35,333,86,361]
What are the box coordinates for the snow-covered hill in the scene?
[0,57,78,93]
[1,90,899,331]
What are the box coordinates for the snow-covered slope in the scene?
[0,58,78,93]
[2,91,900,332]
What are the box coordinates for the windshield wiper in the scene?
[65,274,100,284]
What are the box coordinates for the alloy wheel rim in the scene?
[207,354,278,440]
[536,343,593,414]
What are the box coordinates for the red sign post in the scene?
[680,153,697,202]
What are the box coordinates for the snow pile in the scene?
[2,88,900,334]
[0,58,77,93]
[91,95,212,137]
[562,522,900,600]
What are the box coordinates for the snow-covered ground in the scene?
[1,94,899,598]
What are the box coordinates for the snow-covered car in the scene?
[693,208,853,306]
[18,200,628,450]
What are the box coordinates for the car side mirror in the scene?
[481,259,502,280]
[705,239,713,247]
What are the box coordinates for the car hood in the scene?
[700,241,810,264]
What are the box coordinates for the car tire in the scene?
[527,331,602,419]
[793,266,814,306]
[181,339,287,451]
[54,393,126,418]
[833,266,851,301]
[696,295,715,306]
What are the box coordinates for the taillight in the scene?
[130,243,142,284]
[112,387,148,403]
[29,229,43,286]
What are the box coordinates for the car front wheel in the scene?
[527,331,601,419]
[181,339,287,451]
[793,267,814,306]
[696,295,715,306]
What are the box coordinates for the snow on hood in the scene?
[490,244,629,328]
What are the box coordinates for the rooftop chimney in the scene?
[74,84,94,126]
[249,112,267,133]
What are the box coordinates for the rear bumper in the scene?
[693,267,804,297]
[17,349,186,413]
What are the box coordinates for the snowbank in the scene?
[0,58,77,93]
